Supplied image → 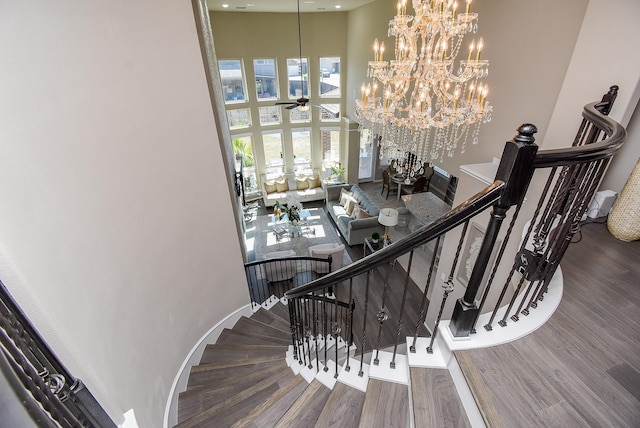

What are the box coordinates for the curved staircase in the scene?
[175,303,470,427]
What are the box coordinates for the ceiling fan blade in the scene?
[275,102,296,106]
[285,104,299,110]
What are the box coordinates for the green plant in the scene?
[330,163,345,177]
[232,138,254,168]
[371,232,380,241]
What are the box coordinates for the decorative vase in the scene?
[608,158,640,241]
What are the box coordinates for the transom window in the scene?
[218,59,247,104]
[287,58,309,99]
[254,58,278,100]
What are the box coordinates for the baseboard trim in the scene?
[163,304,253,428]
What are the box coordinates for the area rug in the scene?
[245,207,353,268]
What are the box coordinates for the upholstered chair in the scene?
[308,243,346,274]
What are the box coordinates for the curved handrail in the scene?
[533,101,627,168]
[285,180,506,299]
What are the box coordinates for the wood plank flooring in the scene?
[456,221,640,427]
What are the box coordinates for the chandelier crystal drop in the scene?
[354,0,492,167]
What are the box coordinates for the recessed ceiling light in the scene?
[221,3,229,8]
[335,5,342,9]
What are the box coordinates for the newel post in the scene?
[449,124,539,337]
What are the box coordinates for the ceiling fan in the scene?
[275,0,318,111]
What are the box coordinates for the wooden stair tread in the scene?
[358,379,409,428]
[314,382,366,427]
[199,343,285,364]
[186,359,287,390]
[178,360,289,422]
[273,380,332,428]
[251,307,291,331]
[269,302,290,322]
[191,354,284,372]
[410,366,473,428]
[234,316,291,340]
[176,368,295,428]
[216,327,291,346]
[453,351,504,428]
[230,374,309,427]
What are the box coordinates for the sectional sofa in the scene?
[325,184,385,246]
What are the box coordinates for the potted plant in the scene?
[330,163,345,181]
[371,232,380,249]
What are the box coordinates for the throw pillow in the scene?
[345,197,358,215]
[264,181,277,194]
[296,177,309,190]
[275,179,288,192]
[339,188,353,206]
[350,204,360,219]
[357,208,373,219]
[308,175,321,189]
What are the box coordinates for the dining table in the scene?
[389,174,416,200]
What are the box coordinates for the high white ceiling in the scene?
[206,0,376,13]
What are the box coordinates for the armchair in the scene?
[308,243,346,273]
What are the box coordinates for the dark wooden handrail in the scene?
[533,101,626,168]
[284,180,506,299]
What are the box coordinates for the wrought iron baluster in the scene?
[359,270,371,377]
[391,249,414,368]
[373,263,394,366]
[344,278,354,373]
[428,221,469,352]
[411,235,441,352]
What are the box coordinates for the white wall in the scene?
[0,1,248,426]
[542,0,640,194]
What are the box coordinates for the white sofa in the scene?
[260,170,325,207]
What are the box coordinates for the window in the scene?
[259,106,281,126]
[232,135,258,193]
[319,57,340,97]
[292,128,312,174]
[253,58,278,100]
[320,104,340,121]
[290,108,311,123]
[227,108,251,129]
[218,59,247,103]
[321,128,340,166]
[262,131,284,176]
[287,58,309,99]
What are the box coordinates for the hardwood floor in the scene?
[456,221,640,427]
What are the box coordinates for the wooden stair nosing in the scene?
[175,368,295,428]
[229,374,309,428]
[178,360,290,422]
[454,351,506,428]
[234,316,292,340]
[273,380,333,428]
[185,359,287,390]
[216,328,291,346]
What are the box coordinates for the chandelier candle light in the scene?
[355,0,492,168]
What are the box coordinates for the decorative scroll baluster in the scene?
[410,235,441,352]
[484,168,557,330]
[428,221,469,352]
[373,264,394,365]
[472,200,523,332]
[359,271,371,377]
[391,249,414,368]
[322,292,328,372]
[344,278,354,373]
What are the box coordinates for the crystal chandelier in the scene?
[354,0,492,167]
